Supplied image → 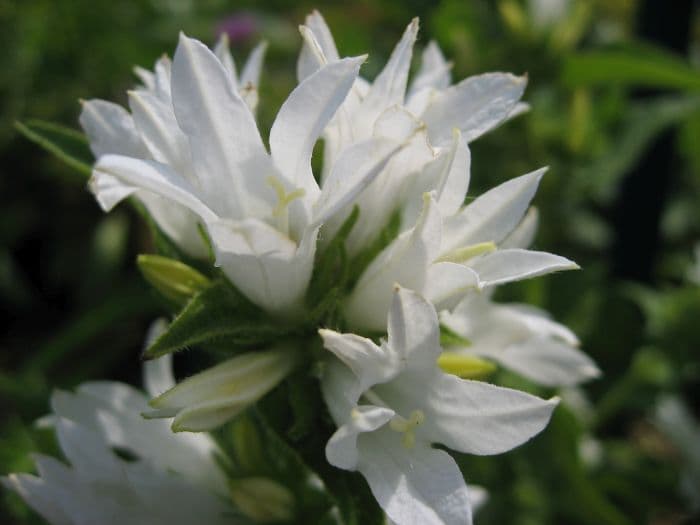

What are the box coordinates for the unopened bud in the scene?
[137,254,209,305]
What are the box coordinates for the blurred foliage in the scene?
[2,0,700,523]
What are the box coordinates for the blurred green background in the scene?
[1,0,700,523]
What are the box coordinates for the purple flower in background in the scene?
[216,11,258,43]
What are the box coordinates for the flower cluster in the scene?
[5,10,599,525]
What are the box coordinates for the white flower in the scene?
[298,11,529,255]
[80,37,265,259]
[2,348,235,524]
[344,170,579,332]
[320,287,558,525]
[86,33,402,316]
[440,207,600,387]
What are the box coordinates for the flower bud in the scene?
[144,345,299,432]
[137,254,210,305]
[229,477,295,523]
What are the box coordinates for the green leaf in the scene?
[14,120,93,176]
[562,44,700,91]
[137,254,210,306]
[144,280,291,359]
[576,95,700,202]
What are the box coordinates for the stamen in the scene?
[265,176,306,217]
[436,241,497,264]
[389,409,425,449]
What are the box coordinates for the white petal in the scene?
[468,485,489,513]
[128,89,193,177]
[297,24,328,81]
[313,137,399,227]
[171,33,268,219]
[421,73,527,145]
[323,111,433,254]
[382,371,558,455]
[213,33,238,84]
[445,296,579,348]
[240,41,268,88]
[89,156,206,258]
[92,154,216,223]
[409,40,452,95]
[2,473,72,525]
[304,10,340,62]
[344,194,441,332]
[325,405,395,470]
[387,287,443,371]
[500,207,539,249]
[208,219,317,315]
[490,337,600,387]
[319,329,401,393]
[358,19,419,129]
[468,248,579,287]
[358,431,473,525]
[424,262,480,310]
[153,55,173,101]
[321,355,365,422]
[403,128,470,227]
[88,170,138,212]
[138,192,209,258]
[503,303,579,345]
[134,65,155,90]
[79,99,147,158]
[54,418,121,478]
[507,101,530,120]
[143,320,175,398]
[442,168,545,253]
[270,57,365,198]
[52,383,226,494]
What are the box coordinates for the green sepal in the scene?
[137,254,210,306]
[217,410,341,524]
[143,280,291,359]
[286,366,323,442]
[15,120,93,177]
[306,206,359,320]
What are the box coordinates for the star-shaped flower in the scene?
[320,287,558,525]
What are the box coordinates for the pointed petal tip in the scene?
[318,327,334,339]
[582,364,602,379]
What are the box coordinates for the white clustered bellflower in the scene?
[67,11,600,523]
[85,32,402,317]
[2,350,235,525]
[80,36,266,260]
[290,13,579,332]
[298,11,528,256]
[320,287,558,525]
